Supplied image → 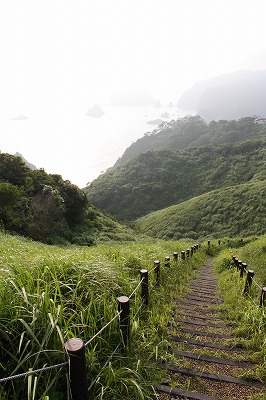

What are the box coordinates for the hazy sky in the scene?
[1,0,266,186]
[1,0,266,113]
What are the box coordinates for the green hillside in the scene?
[113,116,264,167]
[136,181,266,240]
[86,138,266,220]
[0,152,135,244]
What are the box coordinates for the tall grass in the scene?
[0,233,205,399]
[215,235,266,381]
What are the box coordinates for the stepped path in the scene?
[154,259,265,400]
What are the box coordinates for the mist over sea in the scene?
[1,102,185,188]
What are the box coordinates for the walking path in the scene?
[154,259,265,400]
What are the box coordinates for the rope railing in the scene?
[148,264,159,274]
[250,275,263,291]
[244,291,258,308]
[0,361,68,384]
[1,244,201,400]
[232,255,266,306]
[84,311,122,347]
[128,277,144,299]
[133,298,146,319]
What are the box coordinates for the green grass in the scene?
[2,232,265,398]
[0,232,205,399]
[215,235,266,381]
[136,180,266,240]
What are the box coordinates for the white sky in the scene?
[1,0,266,186]
[1,0,266,113]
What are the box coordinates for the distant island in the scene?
[85,105,104,117]
[177,69,266,122]
[10,114,29,120]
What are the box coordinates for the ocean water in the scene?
[1,104,184,188]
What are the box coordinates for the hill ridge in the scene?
[136,180,266,240]
[86,136,266,221]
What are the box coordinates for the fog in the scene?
[1,0,266,187]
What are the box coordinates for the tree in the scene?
[27,185,67,241]
[0,153,30,186]
[0,183,21,229]
[51,176,88,227]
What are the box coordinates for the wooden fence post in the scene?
[186,249,190,258]
[238,260,242,274]
[154,260,160,285]
[233,256,238,268]
[208,240,210,248]
[65,338,89,400]
[190,246,194,257]
[140,269,149,305]
[181,251,185,261]
[118,296,130,349]
[173,252,178,262]
[165,256,170,268]
[240,262,247,278]
[260,287,266,307]
[243,270,255,295]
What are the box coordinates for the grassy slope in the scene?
[0,232,202,400]
[215,235,266,381]
[1,233,266,398]
[136,180,266,240]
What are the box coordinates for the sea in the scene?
[1,103,187,188]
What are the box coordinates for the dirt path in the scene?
[154,259,265,400]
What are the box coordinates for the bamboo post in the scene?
[243,270,255,295]
[65,338,89,400]
[140,269,149,305]
[154,260,160,285]
[259,287,266,307]
[118,296,130,349]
